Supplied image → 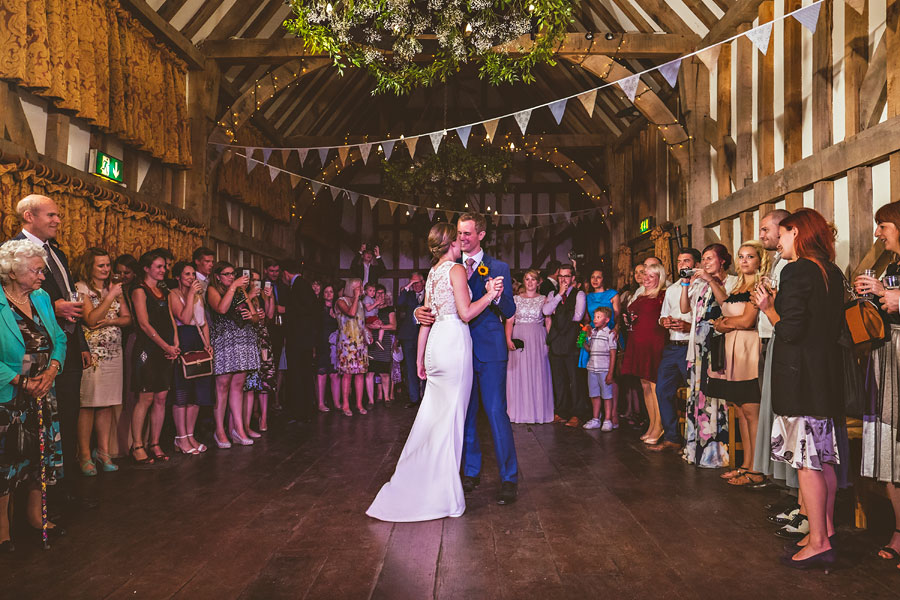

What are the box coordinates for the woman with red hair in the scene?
[755,208,844,571]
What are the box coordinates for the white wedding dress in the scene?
[366,260,473,522]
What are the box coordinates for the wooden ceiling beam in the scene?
[700,0,767,46]
[118,0,205,69]
[202,33,698,64]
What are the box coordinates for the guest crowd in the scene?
[3,191,900,574]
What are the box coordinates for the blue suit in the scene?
[461,254,519,483]
[396,288,424,403]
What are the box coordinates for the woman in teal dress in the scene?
[578,266,620,368]
[0,240,67,551]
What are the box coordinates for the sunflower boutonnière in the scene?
[477,262,489,277]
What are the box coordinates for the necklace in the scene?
[3,286,30,308]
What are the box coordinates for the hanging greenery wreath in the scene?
[283,0,574,95]
[381,143,510,209]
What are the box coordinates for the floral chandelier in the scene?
[283,0,574,95]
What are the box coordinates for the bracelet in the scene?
[681,282,690,287]
[21,377,28,389]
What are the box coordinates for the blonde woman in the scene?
[712,241,770,485]
[336,278,369,416]
[505,269,553,423]
[620,263,668,444]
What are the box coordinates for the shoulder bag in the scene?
[180,324,213,379]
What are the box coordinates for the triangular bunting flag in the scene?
[444,210,454,222]
[696,44,722,73]
[338,146,350,166]
[429,131,443,154]
[388,203,398,215]
[407,205,416,216]
[548,99,567,125]
[746,21,773,55]
[483,119,499,142]
[289,174,300,189]
[245,150,257,174]
[369,196,378,209]
[514,109,532,134]
[262,148,273,164]
[298,148,309,165]
[406,136,419,159]
[359,143,372,164]
[427,209,436,220]
[617,74,640,103]
[349,191,358,206]
[492,214,501,227]
[847,0,864,14]
[521,214,531,227]
[793,1,822,34]
[456,126,471,148]
[281,149,292,165]
[268,165,279,181]
[382,141,395,160]
[658,58,682,88]
[317,147,329,165]
[222,150,233,165]
[578,89,597,117]
[310,181,321,195]
[326,186,336,201]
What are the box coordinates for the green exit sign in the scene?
[89,150,124,185]
[639,217,654,234]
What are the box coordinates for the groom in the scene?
[416,213,519,505]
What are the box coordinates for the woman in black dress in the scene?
[130,251,179,464]
[315,283,340,412]
[755,208,844,571]
[365,284,397,407]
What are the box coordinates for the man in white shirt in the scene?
[757,210,791,381]
[192,246,215,293]
[543,264,588,427]
[649,249,702,452]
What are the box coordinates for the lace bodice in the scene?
[514,294,546,324]
[426,261,463,318]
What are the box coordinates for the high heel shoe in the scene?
[214,433,232,449]
[230,429,254,446]
[173,436,199,455]
[79,457,97,477]
[130,445,155,465]
[147,443,170,462]
[185,433,207,453]
[780,547,837,572]
[246,429,262,439]
[92,449,119,472]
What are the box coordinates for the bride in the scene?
[366,222,503,522]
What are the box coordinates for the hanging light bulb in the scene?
[325,2,333,14]
[528,3,535,12]
[465,22,473,35]
[509,142,515,150]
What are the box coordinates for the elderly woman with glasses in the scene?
[0,240,67,551]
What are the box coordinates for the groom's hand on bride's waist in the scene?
[414,305,436,326]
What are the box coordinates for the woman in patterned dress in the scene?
[74,248,131,475]
[243,268,275,435]
[207,262,260,448]
[336,278,369,417]
[0,241,67,550]
[505,269,553,423]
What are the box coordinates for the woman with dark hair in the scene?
[73,248,131,474]
[316,283,341,412]
[577,265,621,430]
[168,261,212,454]
[113,253,139,457]
[755,208,844,571]
[366,284,398,407]
[130,251,179,464]
[207,261,260,448]
[243,268,275,435]
[856,201,900,565]
[679,243,737,468]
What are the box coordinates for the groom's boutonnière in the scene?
[477,262,489,276]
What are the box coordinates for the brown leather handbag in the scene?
[842,275,888,350]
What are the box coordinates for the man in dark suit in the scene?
[280,259,320,423]
[14,194,94,510]
[396,272,425,407]
[539,260,561,296]
[350,243,386,286]
[543,264,588,427]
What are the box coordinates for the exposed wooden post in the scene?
[757,2,776,178]
[44,112,69,164]
[186,62,222,222]
[735,25,754,191]
[682,59,714,245]
[719,217,735,257]
[813,0,834,220]
[888,0,900,200]
[716,47,733,202]
[784,0,804,212]
[848,166,874,268]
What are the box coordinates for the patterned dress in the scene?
[210,290,261,375]
[77,283,124,408]
[245,319,276,393]
[0,305,63,493]
[337,296,369,375]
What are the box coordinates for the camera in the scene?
[567,250,585,262]
[679,268,697,279]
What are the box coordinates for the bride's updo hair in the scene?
[428,222,457,265]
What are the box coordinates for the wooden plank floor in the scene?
[5,404,900,599]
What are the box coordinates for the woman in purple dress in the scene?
[504,269,553,423]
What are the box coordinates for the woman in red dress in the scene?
[621,263,668,443]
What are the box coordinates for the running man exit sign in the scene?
[89,150,124,185]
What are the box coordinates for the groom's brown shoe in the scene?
[462,475,480,494]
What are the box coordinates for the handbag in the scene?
[180,325,212,379]
[708,333,726,372]
[842,274,888,351]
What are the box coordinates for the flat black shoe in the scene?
[497,481,518,505]
[461,475,480,494]
[404,402,418,409]
[0,539,14,553]
[780,548,836,573]
[784,534,837,554]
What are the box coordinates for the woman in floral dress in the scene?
[74,248,131,475]
[336,278,369,416]
[244,269,276,434]
[680,244,737,468]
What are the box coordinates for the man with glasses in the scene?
[543,264,588,427]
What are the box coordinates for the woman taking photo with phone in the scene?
[755,208,844,571]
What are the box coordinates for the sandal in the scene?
[147,443,170,462]
[720,468,747,480]
[130,445,155,465]
[79,457,97,477]
[878,529,900,560]
[727,472,766,486]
